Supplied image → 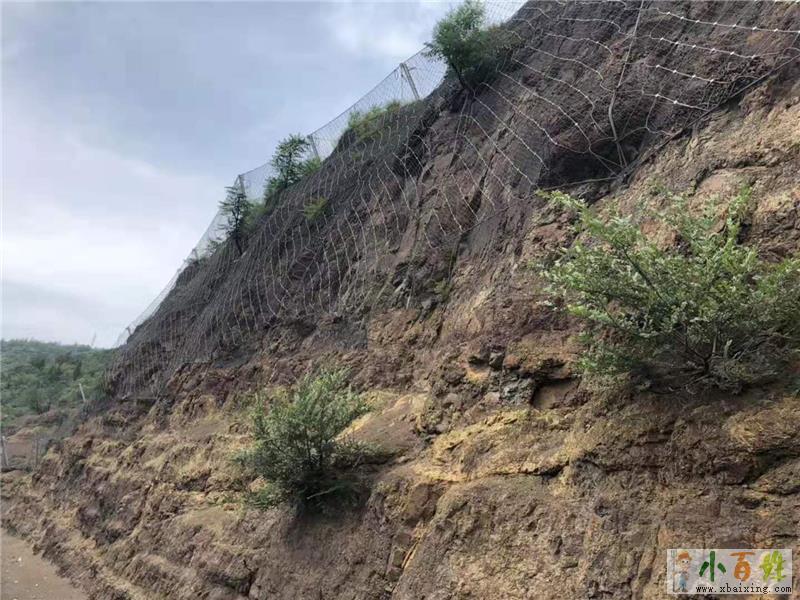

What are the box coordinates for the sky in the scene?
[1,1,453,348]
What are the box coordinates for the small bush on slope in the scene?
[302,197,329,223]
[345,101,403,141]
[425,0,514,93]
[237,369,372,511]
[541,188,800,393]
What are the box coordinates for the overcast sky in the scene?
[2,1,453,348]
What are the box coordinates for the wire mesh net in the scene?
[111,0,800,397]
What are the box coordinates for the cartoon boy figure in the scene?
[675,551,692,592]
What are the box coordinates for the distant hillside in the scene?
[0,339,110,428]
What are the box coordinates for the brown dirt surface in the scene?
[1,529,86,600]
[2,2,799,598]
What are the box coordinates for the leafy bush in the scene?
[346,101,402,141]
[425,0,513,93]
[541,189,800,392]
[302,197,329,223]
[237,369,372,511]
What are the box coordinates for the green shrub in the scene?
[237,369,372,511]
[302,197,329,223]
[433,279,451,302]
[541,189,800,392]
[345,101,403,141]
[298,155,322,179]
[425,0,514,93]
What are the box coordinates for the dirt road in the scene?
[1,529,86,600]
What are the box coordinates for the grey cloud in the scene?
[2,1,446,347]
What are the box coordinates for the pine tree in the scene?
[219,182,251,256]
[264,134,319,200]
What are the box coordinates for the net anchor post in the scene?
[308,135,321,161]
[400,61,421,101]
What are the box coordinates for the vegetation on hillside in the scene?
[219,183,252,255]
[345,101,403,141]
[236,369,373,512]
[0,339,111,427]
[264,134,321,200]
[217,135,322,255]
[302,196,329,223]
[425,0,514,93]
[541,189,800,392]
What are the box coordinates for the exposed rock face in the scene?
[3,2,799,599]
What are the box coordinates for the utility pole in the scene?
[78,382,87,403]
[399,61,421,101]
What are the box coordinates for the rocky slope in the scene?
[3,2,799,599]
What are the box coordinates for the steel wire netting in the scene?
[114,2,526,347]
[111,1,800,396]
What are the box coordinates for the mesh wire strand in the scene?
[111,0,800,397]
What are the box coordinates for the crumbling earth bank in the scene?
[3,5,800,600]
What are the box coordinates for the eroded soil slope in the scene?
[3,1,799,599]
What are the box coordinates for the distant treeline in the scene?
[0,339,111,428]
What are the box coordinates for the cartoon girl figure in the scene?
[675,550,692,592]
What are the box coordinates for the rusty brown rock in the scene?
[3,6,800,600]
